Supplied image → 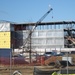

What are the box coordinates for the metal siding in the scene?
[31,29,64,49]
[0,23,10,31]
[15,29,64,49]
[0,32,11,48]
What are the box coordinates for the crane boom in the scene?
[32,8,53,31]
[23,7,53,49]
[37,8,53,23]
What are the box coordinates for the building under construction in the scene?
[0,20,75,65]
[0,8,75,65]
[14,21,75,49]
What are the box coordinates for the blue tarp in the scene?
[0,49,12,57]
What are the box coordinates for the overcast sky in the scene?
[0,0,75,23]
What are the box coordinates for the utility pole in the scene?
[29,30,32,63]
[26,7,53,63]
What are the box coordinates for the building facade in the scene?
[0,20,75,65]
[0,21,75,52]
[14,21,75,52]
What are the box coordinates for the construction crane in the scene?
[21,7,53,63]
[22,7,53,50]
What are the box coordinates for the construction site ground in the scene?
[0,66,59,75]
[1,65,75,75]
[0,54,75,75]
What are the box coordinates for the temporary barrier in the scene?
[33,67,58,75]
[0,49,12,65]
[41,56,45,65]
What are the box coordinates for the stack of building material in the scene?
[44,56,62,66]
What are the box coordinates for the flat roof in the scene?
[0,20,75,26]
[14,21,75,26]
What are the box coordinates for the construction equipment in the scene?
[22,7,53,50]
[21,7,53,63]
[64,26,75,48]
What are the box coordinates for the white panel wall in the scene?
[0,22,14,31]
[15,29,64,49]
[31,29,64,49]
[0,23,10,31]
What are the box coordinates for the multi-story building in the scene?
[14,21,75,52]
[0,21,14,65]
[0,20,75,65]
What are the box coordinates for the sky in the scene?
[0,0,75,23]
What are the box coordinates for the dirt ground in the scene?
[1,65,75,75]
[0,65,59,75]
[0,66,34,75]
[1,54,75,75]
